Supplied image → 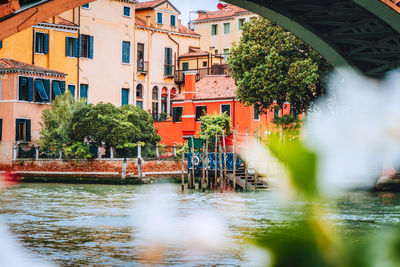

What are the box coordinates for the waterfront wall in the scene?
[0,158,186,179]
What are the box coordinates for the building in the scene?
[193,3,257,58]
[154,72,291,146]
[0,16,79,164]
[0,59,66,164]
[134,0,200,119]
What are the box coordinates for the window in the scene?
[15,119,31,142]
[211,24,218,36]
[0,118,2,141]
[82,3,90,8]
[19,76,33,101]
[136,84,143,108]
[221,104,231,117]
[254,104,260,120]
[290,107,298,117]
[137,43,145,71]
[202,61,207,67]
[172,107,183,122]
[121,88,129,106]
[80,34,94,59]
[123,6,131,17]
[170,15,176,26]
[152,87,159,113]
[80,84,88,102]
[238,18,245,30]
[68,84,76,98]
[214,49,218,55]
[35,79,50,103]
[122,41,131,64]
[51,80,65,101]
[157,12,163,24]
[182,62,189,71]
[66,37,78,57]
[223,23,230,34]
[195,106,207,121]
[35,32,48,54]
[274,107,280,118]
[0,40,2,49]
[164,47,173,76]
[223,48,229,62]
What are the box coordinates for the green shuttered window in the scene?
[172,107,183,122]
[221,104,231,117]
[121,88,129,106]
[35,79,50,102]
[19,76,33,101]
[195,106,207,121]
[80,84,88,102]
[157,13,163,24]
[66,37,79,57]
[254,104,260,120]
[122,41,131,64]
[223,23,230,34]
[164,47,172,75]
[170,15,176,26]
[15,119,31,141]
[35,32,49,54]
[0,118,2,141]
[80,34,94,59]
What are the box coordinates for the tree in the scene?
[229,18,331,113]
[199,112,231,142]
[38,92,86,155]
[70,103,160,149]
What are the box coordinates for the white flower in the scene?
[305,68,400,194]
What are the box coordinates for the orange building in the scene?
[0,59,66,164]
[154,72,292,146]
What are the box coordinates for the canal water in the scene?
[0,182,400,266]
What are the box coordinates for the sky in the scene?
[168,0,223,26]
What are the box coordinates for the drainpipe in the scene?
[232,98,235,127]
[167,33,179,58]
[147,29,155,112]
[77,6,81,98]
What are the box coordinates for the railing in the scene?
[137,60,149,73]
[152,112,167,122]
[174,64,231,84]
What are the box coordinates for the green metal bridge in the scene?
[226,0,400,78]
[1,0,400,77]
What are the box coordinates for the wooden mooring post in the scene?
[201,142,205,190]
[245,128,249,191]
[190,137,195,189]
[181,141,185,191]
[233,124,238,190]
[214,133,218,189]
[205,137,209,190]
[222,130,227,191]
[219,142,223,192]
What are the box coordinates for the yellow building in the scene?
[134,0,200,119]
[0,16,79,94]
[193,3,257,58]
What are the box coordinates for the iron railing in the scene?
[137,60,148,73]
[174,64,230,84]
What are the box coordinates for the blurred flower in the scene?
[305,68,400,194]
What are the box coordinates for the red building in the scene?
[154,72,292,146]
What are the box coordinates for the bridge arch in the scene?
[226,0,400,77]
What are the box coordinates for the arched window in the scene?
[169,87,177,116]
[161,87,168,114]
[152,86,159,115]
[136,84,143,108]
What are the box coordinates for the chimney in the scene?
[209,46,215,55]
[178,19,182,26]
[181,71,197,134]
[146,16,151,27]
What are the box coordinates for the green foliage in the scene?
[64,142,93,160]
[70,104,160,149]
[229,18,331,113]
[199,112,231,141]
[39,92,86,156]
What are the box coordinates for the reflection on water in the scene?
[0,182,400,266]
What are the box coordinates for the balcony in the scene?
[174,64,231,84]
[137,60,148,74]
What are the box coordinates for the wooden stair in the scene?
[227,169,268,191]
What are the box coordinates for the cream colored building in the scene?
[134,0,200,118]
[61,0,200,118]
[193,4,257,57]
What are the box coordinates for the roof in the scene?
[135,0,165,10]
[135,17,146,27]
[0,59,66,77]
[195,4,250,22]
[177,24,199,36]
[179,48,209,58]
[173,75,236,101]
[37,16,79,30]
[55,16,77,27]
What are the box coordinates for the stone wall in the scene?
[0,158,186,179]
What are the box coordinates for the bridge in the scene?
[1,0,400,77]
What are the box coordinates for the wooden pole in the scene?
[219,142,223,192]
[205,137,209,190]
[233,125,237,191]
[214,133,218,189]
[245,128,249,191]
[191,136,195,189]
[222,130,227,191]
[181,141,185,191]
[201,142,205,190]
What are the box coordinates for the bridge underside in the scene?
[227,0,400,78]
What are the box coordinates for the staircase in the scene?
[227,168,268,191]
